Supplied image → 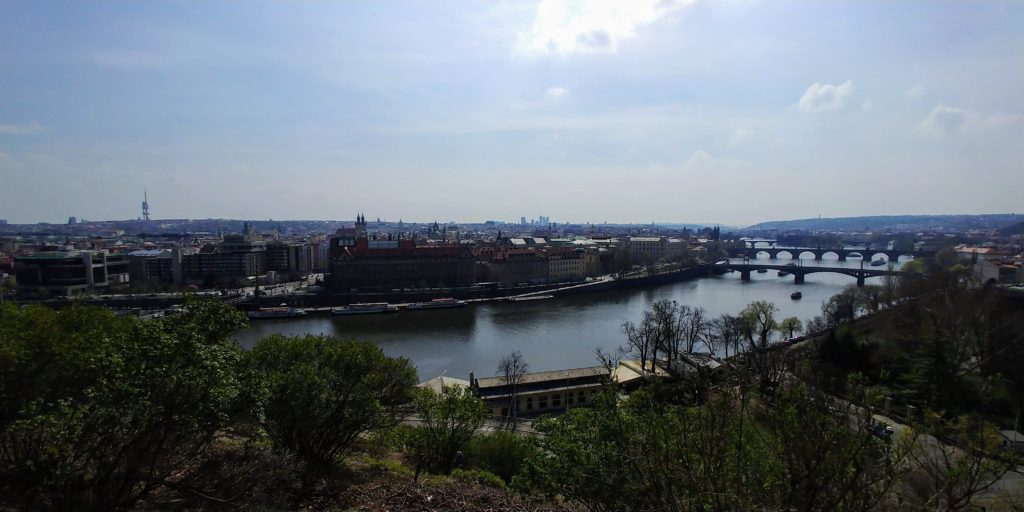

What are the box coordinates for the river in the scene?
[233,255,909,382]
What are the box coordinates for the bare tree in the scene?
[680,305,708,354]
[710,314,743,358]
[741,301,782,390]
[623,315,657,374]
[496,351,528,428]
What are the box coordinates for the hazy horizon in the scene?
[2,1,1022,225]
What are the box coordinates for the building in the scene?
[625,236,686,263]
[265,240,312,281]
[14,249,129,296]
[182,223,266,285]
[999,430,1024,453]
[470,366,609,418]
[330,237,475,291]
[126,249,180,285]
[477,247,549,285]
[547,249,586,283]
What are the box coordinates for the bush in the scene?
[246,334,417,469]
[450,468,506,489]
[407,385,488,474]
[0,299,247,511]
[466,431,538,483]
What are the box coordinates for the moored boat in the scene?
[407,298,468,310]
[331,303,394,315]
[778,270,790,277]
[756,268,768,274]
[507,294,554,302]
[248,306,307,319]
[870,258,886,267]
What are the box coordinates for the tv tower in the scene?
[142,189,150,221]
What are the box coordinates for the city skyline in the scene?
[2,1,1022,225]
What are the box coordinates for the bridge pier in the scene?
[838,253,846,262]
[856,275,865,287]
[794,273,805,284]
[814,253,822,261]
[740,270,751,282]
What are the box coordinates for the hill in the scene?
[745,214,1024,233]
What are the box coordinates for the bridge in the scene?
[726,246,933,262]
[714,261,916,287]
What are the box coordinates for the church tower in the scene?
[355,213,368,239]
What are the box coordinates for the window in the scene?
[539,395,548,409]
[526,397,533,410]
[567,393,574,405]
[578,391,586,404]
[553,393,561,407]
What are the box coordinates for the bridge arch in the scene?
[867,253,890,262]
[754,250,772,260]
[797,251,818,260]
[846,251,865,260]
[775,250,794,260]
[820,250,840,261]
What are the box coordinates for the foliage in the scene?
[778,316,803,339]
[246,334,417,469]
[467,430,538,484]
[407,384,488,475]
[0,299,247,511]
[450,468,506,489]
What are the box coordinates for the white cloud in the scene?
[682,149,712,170]
[860,99,874,112]
[919,105,970,135]
[918,104,1021,136]
[797,80,855,113]
[545,86,568,98]
[0,122,42,135]
[904,84,925,99]
[518,0,695,55]
[728,127,750,147]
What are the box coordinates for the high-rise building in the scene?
[142,190,150,221]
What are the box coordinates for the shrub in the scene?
[246,334,417,469]
[466,430,538,483]
[450,468,506,489]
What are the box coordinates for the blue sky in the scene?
[1,0,1021,226]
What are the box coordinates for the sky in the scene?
[1,0,1022,226]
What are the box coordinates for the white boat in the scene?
[507,294,554,302]
[407,298,468,310]
[870,259,886,267]
[331,303,395,316]
[248,306,307,319]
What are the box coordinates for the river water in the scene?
[233,255,908,382]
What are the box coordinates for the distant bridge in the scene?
[714,261,918,287]
[726,246,933,262]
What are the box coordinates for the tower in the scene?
[355,213,367,239]
[142,190,150,221]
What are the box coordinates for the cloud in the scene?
[904,84,925,99]
[918,105,969,135]
[0,122,42,135]
[728,127,750,147]
[860,99,874,112]
[918,104,1021,136]
[681,150,713,172]
[518,0,695,55]
[545,86,568,98]
[798,80,855,113]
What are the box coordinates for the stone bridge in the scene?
[713,261,916,287]
[727,246,932,262]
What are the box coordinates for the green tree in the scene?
[408,384,489,476]
[0,299,247,511]
[778,316,804,339]
[246,334,417,469]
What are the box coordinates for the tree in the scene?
[408,384,489,477]
[497,351,528,426]
[710,314,744,358]
[623,318,656,373]
[246,334,417,469]
[778,317,804,340]
[0,299,248,511]
[741,301,781,390]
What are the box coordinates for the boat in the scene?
[778,270,790,277]
[248,306,307,319]
[507,294,554,302]
[756,269,768,274]
[407,298,468,310]
[330,303,395,315]
[870,259,886,267]
[790,291,802,300]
